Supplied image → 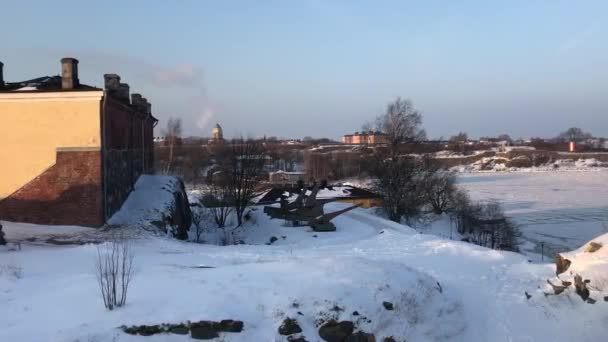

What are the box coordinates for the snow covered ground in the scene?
[2,174,608,341]
[459,171,608,259]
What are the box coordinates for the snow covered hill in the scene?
[2,204,607,341]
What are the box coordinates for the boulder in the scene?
[585,242,602,253]
[555,254,571,275]
[573,274,590,301]
[318,320,354,342]
[167,323,189,335]
[383,338,397,342]
[170,179,193,240]
[382,301,394,311]
[288,336,309,342]
[218,319,244,333]
[279,318,303,336]
[190,321,220,340]
[346,331,376,342]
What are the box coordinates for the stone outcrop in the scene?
[554,254,571,275]
[584,242,602,253]
[318,320,355,342]
[121,319,243,339]
[279,318,303,336]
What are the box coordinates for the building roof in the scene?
[0,75,100,92]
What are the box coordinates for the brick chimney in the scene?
[61,57,79,89]
[0,61,4,87]
[103,74,120,92]
[117,83,130,103]
[131,93,143,110]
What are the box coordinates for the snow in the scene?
[2,173,608,341]
[459,171,608,259]
[559,232,608,290]
[108,175,181,227]
[453,157,607,173]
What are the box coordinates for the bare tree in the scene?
[94,237,135,310]
[369,98,431,223]
[423,169,458,215]
[191,208,211,243]
[228,138,266,226]
[375,97,426,153]
[556,127,593,143]
[449,132,468,143]
[163,117,182,173]
[200,182,233,229]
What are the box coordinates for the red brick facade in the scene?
[0,149,104,227]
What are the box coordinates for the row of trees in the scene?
[368,97,519,251]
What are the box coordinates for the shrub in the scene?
[94,237,135,310]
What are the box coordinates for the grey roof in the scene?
[0,75,99,92]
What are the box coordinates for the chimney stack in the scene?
[142,98,151,114]
[61,57,79,89]
[146,101,152,115]
[103,74,121,92]
[0,61,4,87]
[117,83,130,103]
[131,93,143,110]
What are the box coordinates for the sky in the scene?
[1,0,607,140]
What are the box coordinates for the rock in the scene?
[270,236,278,244]
[219,320,243,333]
[170,179,193,240]
[137,325,163,336]
[506,156,532,168]
[382,301,394,311]
[383,337,397,342]
[555,254,571,275]
[587,298,597,304]
[190,321,220,340]
[525,291,532,300]
[546,280,567,295]
[167,323,189,335]
[288,336,309,342]
[122,326,139,335]
[279,318,303,336]
[585,242,602,253]
[318,320,354,342]
[604,296,608,302]
[346,331,376,342]
[352,311,360,316]
[0,223,6,245]
[573,274,590,301]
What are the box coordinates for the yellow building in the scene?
[0,58,157,227]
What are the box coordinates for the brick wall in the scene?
[0,149,103,227]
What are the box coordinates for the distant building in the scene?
[0,58,158,227]
[210,123,224,143]
[342,131,389,144]
[269,171,306,186]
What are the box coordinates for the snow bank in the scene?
[558,232,608,292]
[108,175,192,236]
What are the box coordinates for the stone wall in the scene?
[0,149,103,227]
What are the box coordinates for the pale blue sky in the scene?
[1,0,607,139]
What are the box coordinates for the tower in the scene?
[212,123,223,142]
